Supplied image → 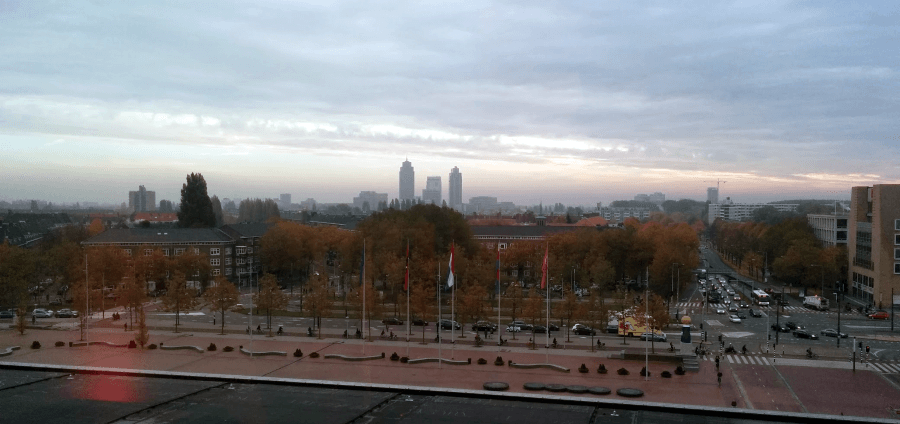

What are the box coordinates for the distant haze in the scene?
[2,2,896,205]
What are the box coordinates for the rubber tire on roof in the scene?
[523,382,545,391]
[566,385,588,394]
[483,382,509,391]
[546,384,567,392]
[588,387,611,395]
[616,388,644,398]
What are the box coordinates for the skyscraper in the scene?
[707,187,718,204]
[449,166,462,211]
[128,185,156,212]
[399,159,415,202]
[422,176,442,205]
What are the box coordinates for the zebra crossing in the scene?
[677,302,834,314]
[698,354,900,374]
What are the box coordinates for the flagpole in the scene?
[362,239,366,343]
[451,243,455,359]
[406,240,410,357]
[437,256,441,369]
[497,244,501,351]
[546,243,550,363]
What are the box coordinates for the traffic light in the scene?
[866,345,870,353]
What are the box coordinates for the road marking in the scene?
[726,356,735,364]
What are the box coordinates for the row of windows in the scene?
[895,263,900,275]
[125,247,248,258]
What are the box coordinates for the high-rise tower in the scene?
[707,187,718,204]
[399,159,415,202]
[449,166,462,211]
[422,176,442,205]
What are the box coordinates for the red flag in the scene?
[540,244,549,289]
[404,240,409,291]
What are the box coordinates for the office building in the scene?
[449,167,462,211]
[847,184,900,308]
[469,196,498,214]
[399,159,415,202]
[422,176,442,205]
[353,191,388,212]
[707,187,719,204]
[648,192,665,204]
[128,185,156,212]
[280,193,291,207]
[807,214,849,247]
[707,198,798,224]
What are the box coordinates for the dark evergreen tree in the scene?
[211,195,224,227]
[177,173,216,228]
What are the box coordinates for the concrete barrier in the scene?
[508,361,570,373]
[69,341,129,348]
[406,358,470,365]
[160,345,205,353]
[239,347,286,357]
[323,353,384,362]
[0,346,21,357]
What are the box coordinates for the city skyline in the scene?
[2,2,897,205]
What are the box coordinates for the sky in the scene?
[1,1,898,207]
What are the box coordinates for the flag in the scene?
[447,244,455,287]
[404,240,409,291]
[540,243,549,289]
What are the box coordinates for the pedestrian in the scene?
[256,324,261,333]
[124,322,127,331]
[32,314,36,325]
[717,372,722,387]
[715,355,720,369]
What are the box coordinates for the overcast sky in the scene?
[2,1,898,207]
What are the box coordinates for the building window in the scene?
[144,249,152,256]
[210,248,220,256]
[237,258,245,265]
[124,249,132,257]
[247,247,253,254]
[193,248,200,255]
[212,268,221,276]
[163,249,170,257]
[895,249,900,261]
[247,257,253,264]
[896,219,900,231]
[225,257,232,265]
[895,263,900,274]
[175,248,184,256]
[226,267,232,276]
[896,234,900,245]
[237,247,245,255]
[211,258,221,266]
[226,247,232,255]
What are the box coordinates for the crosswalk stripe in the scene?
[884,364,900,373]
[726,356,734,364]
[760,357,769,365]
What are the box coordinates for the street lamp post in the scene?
[670,263,681,318]
[834,284,842,348]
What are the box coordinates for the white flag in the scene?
[447,249,454,287]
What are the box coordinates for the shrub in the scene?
[223,346,234,352]
[55,341,65,347]
[578,363,589,373]
[309,352,319,358]
[148,344,158,350]
[674,366,685,375]
[494,356,504,366]
[390,352,400,361]
[293,349,303,357]
[477,358,487,365]
[30,341,41,349]
[128,340,137,349]
[661,370,672,378]
[598,363,608,374]
[640,366,649,377]
[207,343,217,351]
[400,357,409,363]
[616,367,629,375]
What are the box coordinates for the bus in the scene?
[752,290,770,306]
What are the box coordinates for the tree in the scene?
[253,273,288,335]
[177,173,216,228]
[458,283,487,338]
[238,198,281,222]
[305,274,334,338]
[410,279,435,343]
[203,276,240,335]
[558,289,582,342]
[87,245,127,319]
[522,289,543,348]
[161,271,199,332]
[211,195,224,227]
[135,306,149,348]
[0,244,34,312]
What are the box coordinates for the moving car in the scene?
[784,321,799,330]
[716,308,726,314]
[793,329,818,340]
[728,314,742,323]
[728,304,738,312]
[749,309,762,317]
[820,328,847,338]
[736,312,747,320]
[868,311,890,320]
[639,332,666,342]
[771,323,789,333]
[439,319,461,330]
[571,324,596,336]
[55,309,77,318]
[381,317,403,326]
[507,320,533,331]
[739,302,749,309]
[32,308,53,318]
[472,321,497,332]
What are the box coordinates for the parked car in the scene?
[505,325,522,333]
[571,324,596,336]
[749,309,762,317]
[438,319,460,330]
[639,332,666,342]
[32,308,53,318]
[728,315,742,323]
[472,321,497,332]
[507,320,532,331]
[532,325,549,333]
[784,321,799,330]
[868,311,890,320]
[820,328,848,338]
[793,329,818,340]
[411,318,428,326]
[381,317,403,326]
[0,310,15,319]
